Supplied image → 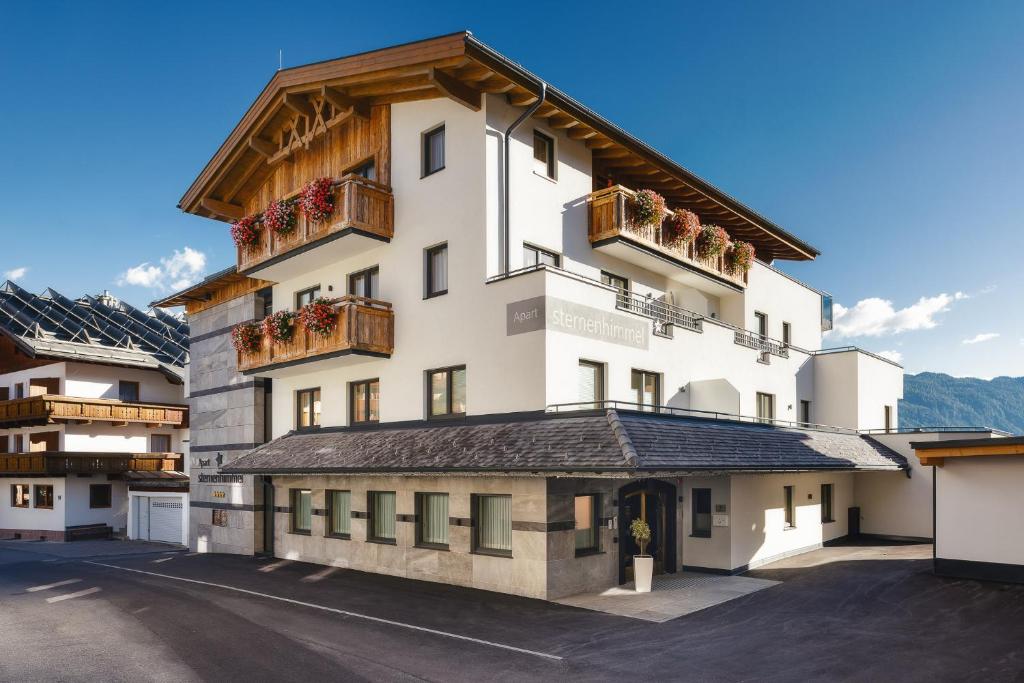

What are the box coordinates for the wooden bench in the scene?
[64,524,112,541]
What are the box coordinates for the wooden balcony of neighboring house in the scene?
[0,451,184,476]
[238,295,394,375]
[588,185,749,291]
[236,173,394,280]
[0,395,188,429]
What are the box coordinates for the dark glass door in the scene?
[618,479,677,584]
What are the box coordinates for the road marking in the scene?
[26,578,82,592]
[85,561,563,662]
[258,560,291,573]
[46,587,101,603]
[152,557,174,564]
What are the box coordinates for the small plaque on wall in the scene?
[712,514,730,527]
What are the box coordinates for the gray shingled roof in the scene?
[223,410,907,475]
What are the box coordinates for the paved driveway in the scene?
[0,541,1021,681]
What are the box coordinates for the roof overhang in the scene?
[912,436,1024,467]
[179,31,818,262]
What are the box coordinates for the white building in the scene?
[0,284,189,545]
[157,32,995,598]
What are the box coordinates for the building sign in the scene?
[507,296,649,349]
[197,473,244,484]
[713,514,730,527]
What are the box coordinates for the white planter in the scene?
[634,555,654,593]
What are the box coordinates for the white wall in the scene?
[64,362,183,404]
[64,476,127,531]
[0,478,66,532]
[0,362,66,397]
[935,457,1024,566]
[681,476,732,571]
[813,350,903,430]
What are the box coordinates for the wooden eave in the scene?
[152,267,270,313]
[914,440,1024,467]
[180,31,818,262]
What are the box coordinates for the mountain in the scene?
[900,372,1024,435]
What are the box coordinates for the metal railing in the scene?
[614,289,702,334]
[734,330,789,359]
[862,426,1014,436]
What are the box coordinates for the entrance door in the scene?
[618,479,677,584]
[135,495,150,539]
[260,476,275,556]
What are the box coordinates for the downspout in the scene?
[503,81,547,274]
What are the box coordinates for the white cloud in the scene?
[3,267,28,281]
[876,350,904,364]
[962,332,1000,345]
[829,291,966,338]
[117,247,207,292]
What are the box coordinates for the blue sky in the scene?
[1,1,1021,378]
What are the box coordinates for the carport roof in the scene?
[222,409,907,475]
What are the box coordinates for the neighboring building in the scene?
[154,31,974,598]
[0,283,189,544]
[913,436,1024,584]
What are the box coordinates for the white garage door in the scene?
[147,498,183,545]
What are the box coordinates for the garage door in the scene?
[147,498,183,545]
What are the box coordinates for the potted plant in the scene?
[725,240,755,275]
[230,322,263,355]
[663,208,700,250]
[695,224,730,259]
[230,215,262,249]
[299,177,335,223]
[626,188,666,238]
[300,297,338,337]
[263,198,297,236]
[261,310,297,344]
[630,518,654,593]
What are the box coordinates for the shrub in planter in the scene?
[231,322,263,354]
[264,198,297,236]
[664,208,701,248]
[299,177,335,223]
[630,518,654,593]
[626,189,666,231]
[261,310,297,343]
[726,240,756,274]
[300,298,338,337]
[695,224,730,259]
[230,215,262,249]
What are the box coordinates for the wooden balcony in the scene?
[237,174,394,275]
[0,452,184,475]
[238,296,394,374]
[588,186,748,289]
[0,396,188,428]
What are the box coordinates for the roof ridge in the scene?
[606,409,640,468]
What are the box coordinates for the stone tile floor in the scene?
[554,571,779,622]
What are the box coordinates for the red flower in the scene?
[231,322,263,354]
[264,199,297,235]
[261,310,297,343]
[726,241,756,274]
[299,298,338,337]
[695,225,730,259]
[299,178,335,223]
[230,215,261,248]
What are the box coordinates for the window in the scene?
[631,369,660,410]
[348,266,379,300]
[350,379,380,424]
[427,366,466,418]
[473,494,512,556]
[425,244,448,298]
[15,383,24,399]
[884,405,893,433]
[291,489,312,534]
[90,484,112,509]
[212,509,228,527]
[574,494,599,554]
[533,130,555,178]
[0,387,8,400]
[0,435,7,454]
[417,492,449,548]
[601,271,628,292]
[782,322,792,346]
[11,484,30,508]
[258,286,273,318]
[523,244,560,268]
[296,388,321,428]
[349,159,376,181]
[368,491,396,542]
[150,434,171,453]
[296,286,321,309]
[578,360,604,407]
[756,392,776,423]
[422,124,445,176]
[14,434,24,453]
[118,381,140,402]
[799,400,812,426]
[821,484,834,523]
[691,488,712,538]
[327,490,351,538]
[755,311,769,362]
[783,486,795,529]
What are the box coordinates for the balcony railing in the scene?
[238,295,394,373]
[0,396,188,428]
[734,330,789,362]
[614,288,702,335]
[237,174,394,273]
[588,185,748,288]
[0,452,184,475]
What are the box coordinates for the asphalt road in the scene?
[1,540,1023,682]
